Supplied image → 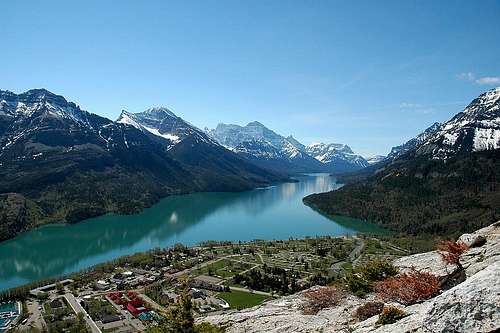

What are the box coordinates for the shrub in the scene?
[195,322,225,333]
[302,287,347,315]
[346,260,398,297]
[354,301,385,321]
[362,260,399,282]
[376,305,406,325]
[437,240,468,266]
[375,268,440,305]
[346,273,372,297]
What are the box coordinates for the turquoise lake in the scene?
[0,173,386,291]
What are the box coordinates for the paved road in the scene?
[64,293,102,333]
[331,238,365,271]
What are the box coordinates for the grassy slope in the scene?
[218,290,270,310]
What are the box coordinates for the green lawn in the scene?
[218,290,270,310]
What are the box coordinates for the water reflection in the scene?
[0,174,385,291]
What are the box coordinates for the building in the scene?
[29,279,74,296]
[95,280,110,290]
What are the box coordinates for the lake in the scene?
[0,173,386,291]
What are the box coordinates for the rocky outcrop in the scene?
[200,222,500,333]
[393,251,458,280]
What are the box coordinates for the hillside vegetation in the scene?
[304,149,500,237]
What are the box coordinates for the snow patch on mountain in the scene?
[415,87,500,159]
[365,155,386,165]
[306,142,368,168]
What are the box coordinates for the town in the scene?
[1,235,415,332]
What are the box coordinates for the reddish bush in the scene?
[302,287,347,315]
[354,301,385,321]
[437,240,468,266]
[375,268,440,305]
[376,305,406,325]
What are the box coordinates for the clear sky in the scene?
[3,0,500,156]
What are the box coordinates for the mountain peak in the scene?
[246,121,265,127]
[141,107,177,120]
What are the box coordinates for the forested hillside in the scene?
[304,149,500,237]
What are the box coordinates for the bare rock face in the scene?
[200,291,369,333]
[393,250,458,280]
[460,221,500,278]
[200,222,500,333]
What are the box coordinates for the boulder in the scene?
[458,233,486,247]
[393,251,458,280]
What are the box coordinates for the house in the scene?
[95,280,110,290]
[126,303,147,317]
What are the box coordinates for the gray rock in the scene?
[458,233,486,247]
[393,250,458,280]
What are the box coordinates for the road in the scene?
[331,238,365,271]
[64,293,102,333]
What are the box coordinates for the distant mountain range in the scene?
[0,89,284,241]
[304,87,500,236]
[207,122,369,174]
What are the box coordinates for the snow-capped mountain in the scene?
[415,88,500,159]
[365,155,386,165]
[207,121,323,173]
[208,121,368,174]
[208,121,303,157]
[0,89,283,240]
[387,122,442,160]
[117,107,216,149]
[0,88,138,156]
[306,142,369,172]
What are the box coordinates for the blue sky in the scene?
[2,1,499,156]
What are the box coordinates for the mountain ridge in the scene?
[0,89,285,241]
[208,121,368,174]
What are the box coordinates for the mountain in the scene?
[415,87,500,159]
[118,109,286,191]
[0,89,283,241]
[207,122,367,174]
[117,107,211,148]
[304,88,500,237]
[387,122,441,160]
[365,155,386,165]
[305,142,369,173]
[207,122,324,173]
